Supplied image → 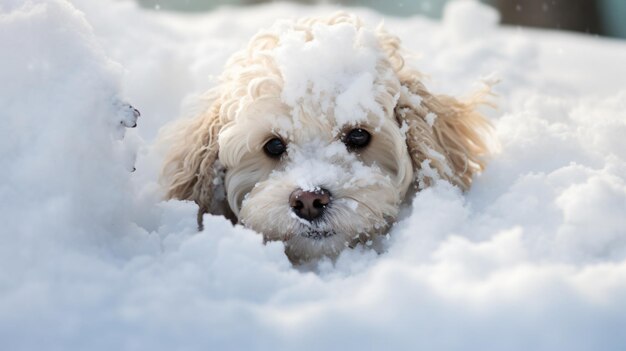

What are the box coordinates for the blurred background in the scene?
[134,0,626,39]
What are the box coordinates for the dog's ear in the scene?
[395,71,494,190]
[161,94,228,229]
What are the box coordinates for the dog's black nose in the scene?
[289,188,331,221]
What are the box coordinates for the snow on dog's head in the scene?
[161,13,494,262]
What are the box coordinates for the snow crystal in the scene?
[424,111,437,127]
[401,84,423,107]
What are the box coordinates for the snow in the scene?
[2,0,626,350]
[442,0,500,43]
[274,20,383,127]
[425,111,437,126]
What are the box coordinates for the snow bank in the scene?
[0,0,140,259]
[1,0,626,350]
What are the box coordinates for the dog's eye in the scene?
[263,138,286,158]
[344,128,371,149]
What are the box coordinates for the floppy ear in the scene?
[160,94,231,229]
[395,70,494,190]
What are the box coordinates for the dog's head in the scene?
[161,14,493,262]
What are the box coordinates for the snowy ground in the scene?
[2,0,626,350]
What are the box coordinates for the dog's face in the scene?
[222,106,413,261]
[161,14,493,263]
[219,87,413,261]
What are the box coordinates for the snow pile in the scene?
[274,19,383,126]
[2,0,626,350]
[0,0,141,259]
[442,0,500,43]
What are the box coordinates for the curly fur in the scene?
[160,13,494,262]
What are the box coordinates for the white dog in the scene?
[161,13,493,263]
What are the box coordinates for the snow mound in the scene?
[2,0,626,350]
[0,0,138,255]
[274,19,383,126]
[443,0,500,42]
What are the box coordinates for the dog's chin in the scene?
[280,220,389,262]
[299,229,337,240]
[283,229,350,263]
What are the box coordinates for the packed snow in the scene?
[274,20,384,127]
[2,0,626,350]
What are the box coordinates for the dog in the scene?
[160,13,493,263]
